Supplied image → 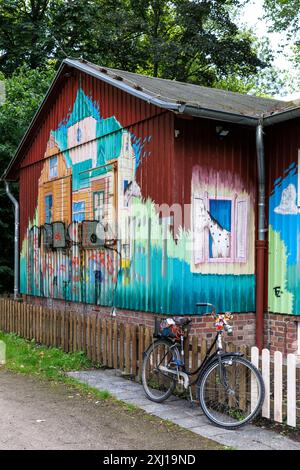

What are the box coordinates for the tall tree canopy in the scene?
[0,64,56,293]
[264,0,300,67]
[0,0,265,85]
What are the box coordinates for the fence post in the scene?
[274,350,283,423]
[287,353,296,428]
[107,319,113,368]
[262,348,270,419]
[125,323,131,374]
[251,346,259,412]
[92,315,97,363]
[119,323,124,371]
[131,325,137,378]
[102,319,107,366]
[113,320,118,369]
[138,325,144,381]
[97,315,102,363]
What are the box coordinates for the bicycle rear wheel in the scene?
[198,355,265,429]
[142,339,180,403]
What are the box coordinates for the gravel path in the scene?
[0,370,222,450]
[68,368,300,451]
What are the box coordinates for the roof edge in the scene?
[64,59,183,112]
[4,57,300,181]
[183,105,258,126]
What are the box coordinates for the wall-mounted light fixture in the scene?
[216,125,229,139]
[174,129,180,138]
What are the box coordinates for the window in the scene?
[72,201,86,222]
[49,156,58,178]
[45,194,53,224]
[76,127,82,143]
[93,191,105,221]
[193,194,248,264]
[208,199,232,260]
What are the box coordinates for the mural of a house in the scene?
[3,58,300,353]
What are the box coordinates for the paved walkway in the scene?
[68,369,300,451]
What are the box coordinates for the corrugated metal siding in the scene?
[172,118,257,313]
[19,71,166,241]
[18,68,259,315]
[265,119,300,315]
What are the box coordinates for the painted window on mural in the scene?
[235,200,247,260]
[73,201,86,222]
[45,194,53,223]
[76,127,82,143]
[193,195,247,263]
[208,199,232,259]
[93,191,105,221]
[49,156,58,178]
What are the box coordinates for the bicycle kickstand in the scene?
[188,387,199,408]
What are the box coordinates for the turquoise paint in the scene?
[115,246,255,314]
[20,254,27,294]
[72,159,93,191]
[67,89,100,127]
[269,162,300,314]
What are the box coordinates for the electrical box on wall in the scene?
[52,222,66,249]
[40,224,53,249]
[81,220,105,248]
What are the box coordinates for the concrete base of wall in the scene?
[21,295,300,354]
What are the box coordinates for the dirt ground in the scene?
[0,370,223,450]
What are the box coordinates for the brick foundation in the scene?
[22,294,256,347]
[21,295,300,354]
[264,313,300,354]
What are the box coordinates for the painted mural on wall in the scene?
[20,88,256,314]
[268,159,300,315]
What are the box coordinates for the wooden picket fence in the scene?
[0,298,299,427]
[252,347,300,428]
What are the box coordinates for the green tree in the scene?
[0,0,265,86]
[264,0,300,37]
[263,0,300,62]
[0,63,55,293]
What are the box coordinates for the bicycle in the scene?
[141,303,265,429]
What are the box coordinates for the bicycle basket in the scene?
[153,317,180,339]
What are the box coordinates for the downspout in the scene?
[255,121,266,350]
[4,181,19,300]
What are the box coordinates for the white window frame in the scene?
[72,201,86,222]
[193,192,248,264]
[49,156,58,179]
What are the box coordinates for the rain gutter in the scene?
[4,181,19,300]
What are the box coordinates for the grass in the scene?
[0,331,111,400]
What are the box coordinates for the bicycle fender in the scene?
[142,338,175,359]
[219,352,244,359]
[198,351,244,380]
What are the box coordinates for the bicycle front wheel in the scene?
[142,339,180,403]
[198,355,265,429]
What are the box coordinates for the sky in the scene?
[237,0,300,100]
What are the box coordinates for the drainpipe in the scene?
[4,181,19,300]
[255,121,266,350]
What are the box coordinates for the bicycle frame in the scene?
[154,329,243,391]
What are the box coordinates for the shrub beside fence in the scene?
[0,298,299,427]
